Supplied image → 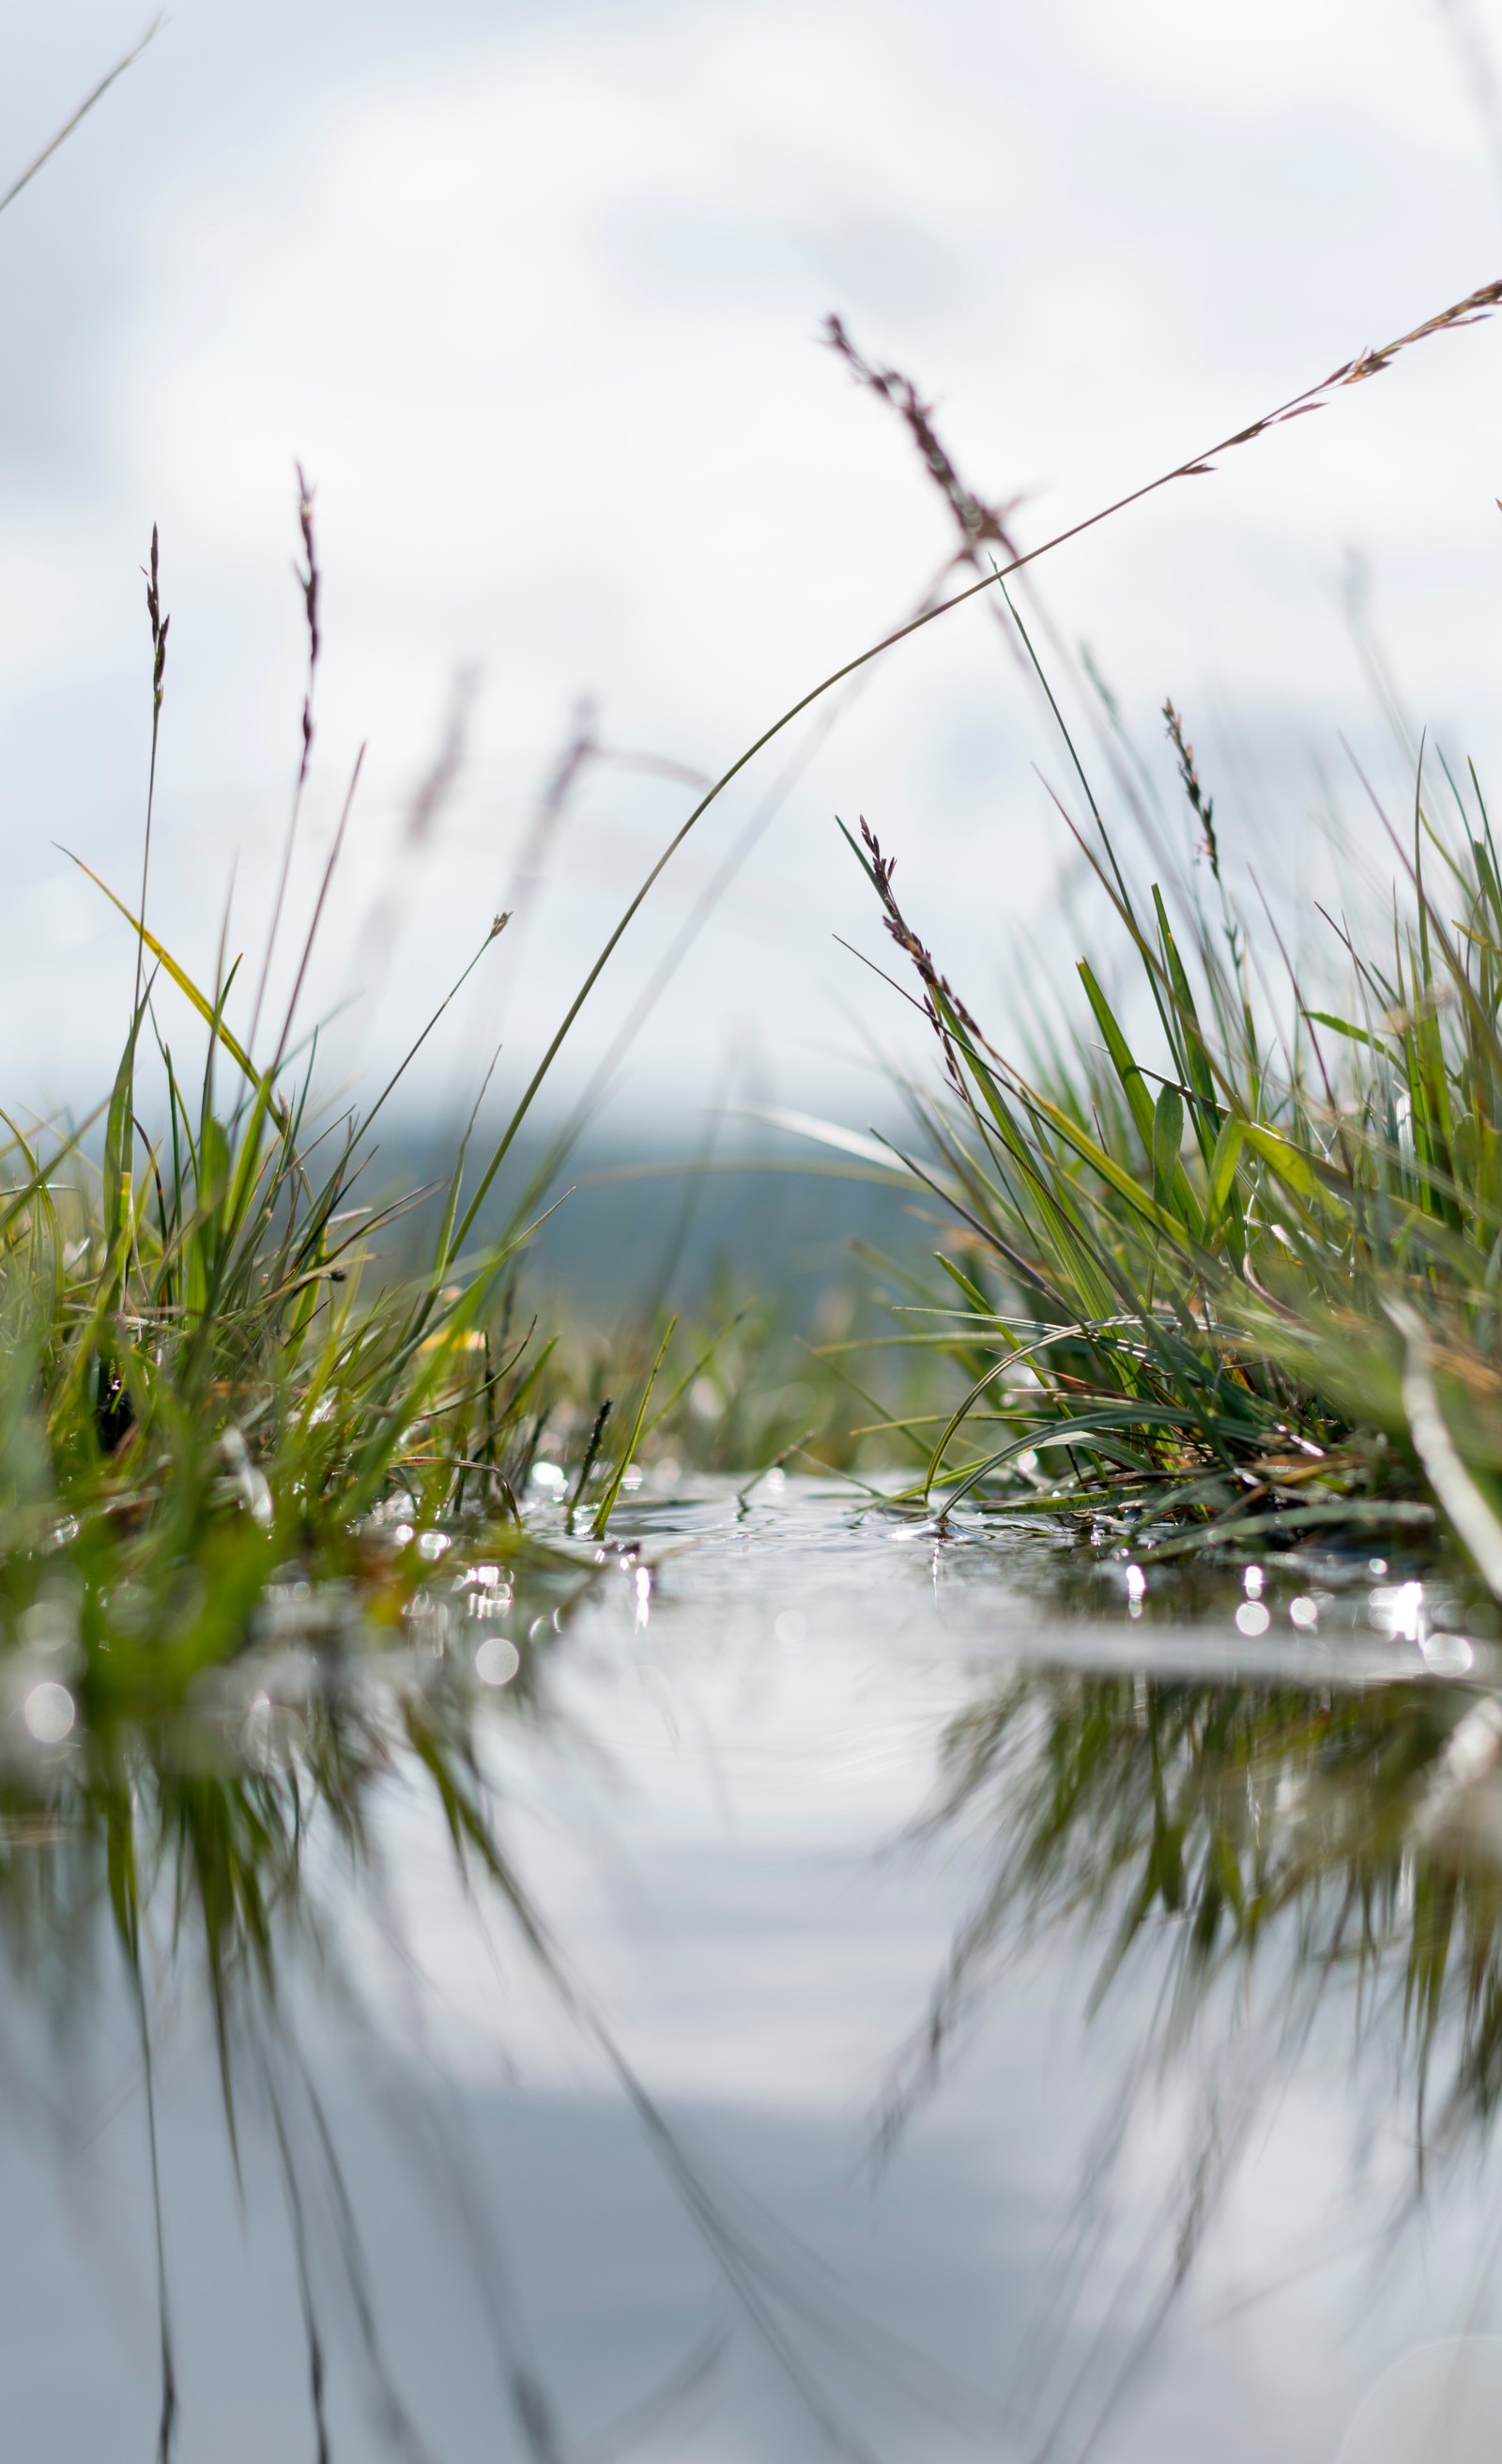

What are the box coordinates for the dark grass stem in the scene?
[250,464,322,1059]
[134,525,169,1024]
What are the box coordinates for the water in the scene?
[5,1481,1502,2461]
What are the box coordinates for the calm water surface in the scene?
[4,1481,1502,2462]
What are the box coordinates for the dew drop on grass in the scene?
[1235,1602,1271,1638]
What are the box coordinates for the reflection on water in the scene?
[4,1483,1502,2458]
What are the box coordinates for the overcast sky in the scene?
[3,0,1501,1142]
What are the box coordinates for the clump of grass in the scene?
[810,283,1502,1585]
[842,707,1502,1578]
[4,500,560,1709]
[816,278,1502,1584]
[0,470,636,2201]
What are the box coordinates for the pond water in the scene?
[5,1482,1502,2462]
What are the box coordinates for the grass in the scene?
[803,306,1502,1593]
[838,716,1502,1584]
[0,127,1494,2083]
[9,36,1502,2446]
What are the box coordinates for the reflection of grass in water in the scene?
[2,1552,599,2458]
[902,1667,1502,2133]
[881,1658,1502,2455]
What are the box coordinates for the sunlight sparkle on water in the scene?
[1370,1582,1426,1643]
[22,1682,74,1745]
[474,1637,520,1688]
[1422,1632,1477,1676]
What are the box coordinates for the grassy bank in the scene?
[842,719,1502,1583]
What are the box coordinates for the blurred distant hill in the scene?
[365,1120,927,1331]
